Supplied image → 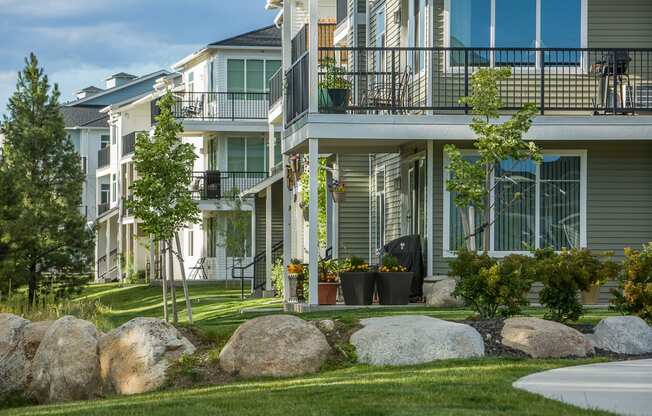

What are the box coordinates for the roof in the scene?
[77,86,103,94]
[106,72,136,80]
[209,25,281,48]
[65,69,170,106]
[60,106,109,128]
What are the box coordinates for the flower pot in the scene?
[287,273,302,303]
[331,191,346,203]
[339,272,376,305]
[326,88,350,113]
[581,284,601,305]
[318,282,339,305]
[376,272,413,305]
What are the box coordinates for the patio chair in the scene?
[363,66,414,114]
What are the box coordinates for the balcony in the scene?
[170,92,269,121]
[191,171,268,200]
[269,67,283,107]
[98,202,110,216]
[285,47,652,125]
[98,146,110,169]
[122,132,136,157]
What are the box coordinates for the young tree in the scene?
[128,91,199,323]
[0,54,94,303]
[217,188,251,294]
[446,68,541,252]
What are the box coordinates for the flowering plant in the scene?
[379,255,408,273]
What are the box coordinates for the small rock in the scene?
[99,317,196,395]
[28,316,103,403]
[350,316,484,366]
[423,279,465,308]
[219,315,332,378]
[317,319,336,333]
[501,317,593,358]
[0,313,30,396]
[588,316,652,355]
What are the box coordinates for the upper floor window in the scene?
[446,0,585,66]
[187,72,195,93]
[100,135,110,149]
[227,137,266,172]
[375,8,386,78]
[227,59,282,94]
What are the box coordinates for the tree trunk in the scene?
[148,236,155,284]
[175,232,193,324]
[482,164,492,252]
[168,239,178,324]
[459,207,475,251]
[28,263,37,307]
[160,240,169,322]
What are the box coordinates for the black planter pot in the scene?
[327,88,350,113]
[376,272,413,305]
[339,272,375,305]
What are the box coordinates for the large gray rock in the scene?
[501,317,593,358]
[219,315,332,378]
[22,321,54,360]
[99,317,195,395]
[350,316,484,366]
[28,316,103,403]
[0,313,30,396]
[423,279,465,308]
[588,316,652,355]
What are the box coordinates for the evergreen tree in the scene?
[0,53,94,302]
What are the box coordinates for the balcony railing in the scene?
[171,92,269,121]
[98,202,110,216]
[191,171,268,200]
[269,67,283,106]
[122,132,136,156]
[98,146,110,168]
[291,47,652,120]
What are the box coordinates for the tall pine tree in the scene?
[0,53,94,303]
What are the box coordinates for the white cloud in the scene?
[0,0,134,17]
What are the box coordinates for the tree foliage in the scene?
[0,53,93,302]
[446,68,541,251]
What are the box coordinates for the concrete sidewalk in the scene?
[514,359,652,416]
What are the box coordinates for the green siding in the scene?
[253,182,284,257]
[337,154,371,261]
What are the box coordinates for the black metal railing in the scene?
[232,240,283,294]
[307,47,652,117]
[171,92,269,120]
[190,171,268,200]
[98,146,110,168]
[269,67,283,106]
[336,0,348,25]
[97,202,110,216]
[292,25,308,64]
[286,52,310,126]
[122,132,136,156]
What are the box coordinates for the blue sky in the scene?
[0,0,276,113]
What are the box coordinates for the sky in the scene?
[0,0,277,114]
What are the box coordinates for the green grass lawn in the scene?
[0,358,614,416]
[0,283,620,416]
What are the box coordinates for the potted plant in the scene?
[318,259,339,305]
[339,256,375,305]
[287,258,305,302]
[377,255,413,305]
[328,179,346,203]
[318,57,351,113]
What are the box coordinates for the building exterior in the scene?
[271,0,652,306]
[95,26,283,287]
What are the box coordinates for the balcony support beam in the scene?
[282,154,292,303]
[308,0,319,114]
[308,138,319,305]
[265,186,273,292]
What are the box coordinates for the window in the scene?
[227,60,245,93]
[227,137,266,172]
[444,151,586,255]
[100,135,110,149]
[187,72,195,93]
[413,0,426,70]
[246,60,265,93]
[375,168,386,251]
[266,60,282,86]
[111,174,117,202]
[188,231,194,257]
[227,59,283,94]
[446,0,585,66]
[375,8,386,76]
[100,184,110,205]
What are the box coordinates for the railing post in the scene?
[539,49,545,115]
[391,49,397,114]
[464,49,470,114]
[231,92,235,121]
[612,50,619,114]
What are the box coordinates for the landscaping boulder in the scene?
[22,320,54,360]
[350,316,484,366]
[317,319,336,333]
[219,315,332,378]
[28,316,102,403]
[0,313,30,396]
[423,278,465,308]
[501,317,593,358]
[587,316,652,355]
[99,317,196,395]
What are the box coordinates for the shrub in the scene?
[271,258,285,297]
[449,249,533,319]
[611,244,652,324]
[535,248,620,323]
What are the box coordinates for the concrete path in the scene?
[514,359,652,416]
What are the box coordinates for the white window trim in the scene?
[442,0,588,73]
[442,148,587,258]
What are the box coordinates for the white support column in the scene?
[268,123,276,175]
[265,187,273,291]
[105,219,111,279]
[426,141,434,277]
[308,139,319,305]
[308,0,319,113]
[282,154,292,303]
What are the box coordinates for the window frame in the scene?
[226,136,267,172]
[227,58,283,95]
[442,0,588,72]
[442,148,587,257]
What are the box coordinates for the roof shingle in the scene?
[210,25,281,48]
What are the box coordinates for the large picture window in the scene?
[227,137,266,172]
[227,59,283,94]
[444,151,586,256]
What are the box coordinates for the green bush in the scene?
[535,248,620,323]
[271,258,285,297]
[610,244,652,324]
[449,249,533,319]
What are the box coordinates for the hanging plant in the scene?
[328,179,346,203]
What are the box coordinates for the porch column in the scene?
[268,123,276,173]
[426,141,435,277]
[308,138,319,305]
[105,219,111,279]
[94,223,100,281]
[282,154,292,303]
[308,0,319,113]
[265,186,273,291]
